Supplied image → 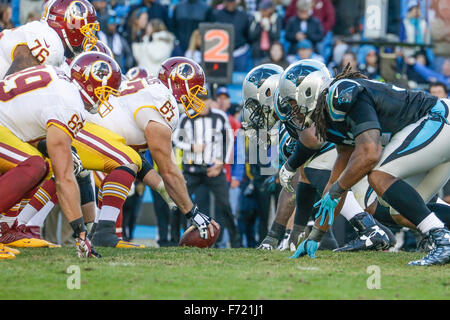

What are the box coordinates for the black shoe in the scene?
[334,212,389,252]
[409,228,450,266]
[374,218,396,248]
[92,221,144,248]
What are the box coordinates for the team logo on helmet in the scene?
[286,65,319,86]
[89,60,112,82]
[66,1,89,21]
[175,63,195,81]
[247,68,279,88]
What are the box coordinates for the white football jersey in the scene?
[0,65,86,142]
[85,78,179,148]
[0,20,64,79]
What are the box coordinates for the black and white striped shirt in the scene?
[173,108,234,166]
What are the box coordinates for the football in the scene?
[179,224,221,248]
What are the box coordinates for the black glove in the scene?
[186,205,211,239]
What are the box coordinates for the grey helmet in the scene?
[242,64,284,131]
[275,59,331,131]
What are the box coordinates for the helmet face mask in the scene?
[242,63,284,131]
[158,57,207,119]
[42,0,99,54]
[70,52,122,118]
[276,59,331,132]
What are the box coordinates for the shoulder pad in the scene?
[326,79,362,122]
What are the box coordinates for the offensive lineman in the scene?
[0,52,121,258]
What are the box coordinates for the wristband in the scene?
[329,181,346,199]
[185,204,198,219]
[70,217,87,238]
[308,226,325,242]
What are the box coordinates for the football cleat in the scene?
[334,212,389,252]
[257,235,278,250]
[277,230,290,251]
[409,228,450,266]
[0,222,55,248]
[91,221,145,248]
[0,244,15,259]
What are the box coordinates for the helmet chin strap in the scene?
[72,80,97,113]
[61,29,76,55]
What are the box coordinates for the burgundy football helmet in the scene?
[125,67,150,81]
[42,0,99,54]
[69,52,122,117]
[158,57,207,118]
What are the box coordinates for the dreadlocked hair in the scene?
[311,63,368,140]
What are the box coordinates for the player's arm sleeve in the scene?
[135,106,171,131]
[346,94,381,138]
[42,107,84,140]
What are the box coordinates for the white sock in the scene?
[17,204,39,225]
[94,206,100,223]
[98,205,120,222]
[26,201,55,227]
[340,191,364,221]
[417,212,445,234]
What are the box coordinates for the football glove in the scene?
[279,163,296,193]
[187,205,211,240]
[314,192,339,226]
[289,239,319,259]
[75,235,101,258]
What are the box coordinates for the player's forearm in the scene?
[5,47,40,76]
[337,149,378,190]
[160,164,193,214]
[55,176,83,222]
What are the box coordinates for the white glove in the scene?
[279,163,296,193]
[71,149,90,178]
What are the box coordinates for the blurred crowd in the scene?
[1,0,449,248]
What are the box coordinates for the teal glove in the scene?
[314,192,339,226]
[289,239,319,259]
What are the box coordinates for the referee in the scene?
[173,93,241,248]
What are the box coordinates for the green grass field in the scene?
[1,247,448,300]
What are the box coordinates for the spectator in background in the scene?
[358,46,381,80]
[126,0,170,38]
[172,0,213,53]
[338,51,358,73]
[400,0,431,59]
[25,10,40,23]
[287,38,324,64]
[331,0,364,36]
[173,94,241,248]
[430,0,450,72]
[98,16,134,72]
[248,0,282,65]
[213,0,252,72]
[285,0,335,62]
[260,41,290,69]
[408,57,450,87]
[0,3,13,31]
[185,30,202,64]
[127,8,149,45]
[429,82,448,99]
[285,0,323,55]
[91,0,110,32]
[132,19,175,75]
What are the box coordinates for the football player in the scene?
[18,57,219,247]
[0,52,121,258]
[244,61,390,252]
[11,50,176,249]
[288,64,450,265]
[0,0,98,79]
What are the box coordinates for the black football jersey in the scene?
[324,78,438,146]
